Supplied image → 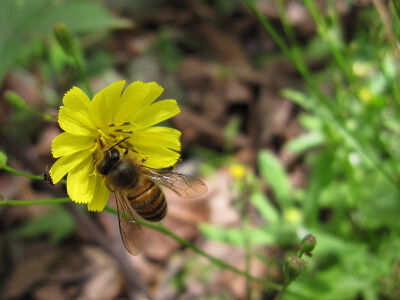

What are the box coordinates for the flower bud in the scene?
[300,234,316,254]
[53,23,78,57]
[4,91,28,110]
[283,255,308,282]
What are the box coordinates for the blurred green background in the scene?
[1,0,400,299]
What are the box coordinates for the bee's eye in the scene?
[110,148,120,161]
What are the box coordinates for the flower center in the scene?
[95,128,147,165]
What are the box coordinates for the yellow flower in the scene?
[50,81,181,212]
[229,163,247,181]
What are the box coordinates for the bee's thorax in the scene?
[108,160,139,189]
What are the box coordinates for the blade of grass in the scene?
[245,0,400,189]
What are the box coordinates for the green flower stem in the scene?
[0,197,70,206]
[273,0,296,47]
[2,165,66,184]
[3,165,46,181]
[244,0,400,191]
[0,164,282,291]
[274,284,289,300]
[243,216,252,298]
[303,0,354,83]
[104,206,282,291]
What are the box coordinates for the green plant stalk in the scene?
[240,183,253,300]
[104,205,281,290]
[274,283,289,300]
[273,0,296,46]
[73,55,93,99]
[245,0,400,189]
[3,165,46,181]
[303,0,354,83]
[272,0,309,89]
[243,215,252,299]
[0,197,70,206]
[244,0,293,62]
[1,166,282,291]
[3,166,66,184]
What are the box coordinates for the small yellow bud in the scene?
[229,164,247,180]
[358,87,373,103]
[284,207,302,225]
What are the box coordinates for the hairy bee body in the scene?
[96,138,207,255]
[98,150,167,222]
[126,176,167,222]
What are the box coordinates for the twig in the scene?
[373,0,400,57]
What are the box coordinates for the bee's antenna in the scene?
[107,137,129,152]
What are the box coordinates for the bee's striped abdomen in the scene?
[128,179,167,222]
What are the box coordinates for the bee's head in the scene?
[97,147,121,175]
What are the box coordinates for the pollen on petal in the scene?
[50,80,184,213]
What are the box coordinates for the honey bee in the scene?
[96,137,208,255]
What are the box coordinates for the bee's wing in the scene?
[115,191,144,255]
[142,168,208,199]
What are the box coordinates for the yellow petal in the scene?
[130,126,181,152]
[49,151,91,184]
[67,158,93,204]
[90,80,125,128]
[137,144,181,169]
[87,175,110,212]
[58,106,96,136]
[132,99,180,129]
[63,86,91,111]
[115,81,164,122]
[52,132,94,158]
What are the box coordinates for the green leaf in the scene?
[285,131,325,154]
[250,192,280,223]
[258,150,292,211]
[223,115,241,150]
[199,223,276,246]
[0,0,131,83]
[199,223,244,245]
[0,151,7,169]
[4,91,28,110]
[298,113,322,131]
[303,149,334,227]
[14,205,76,243]
[282,88,313,110]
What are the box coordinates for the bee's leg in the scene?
[105,183,115,192]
